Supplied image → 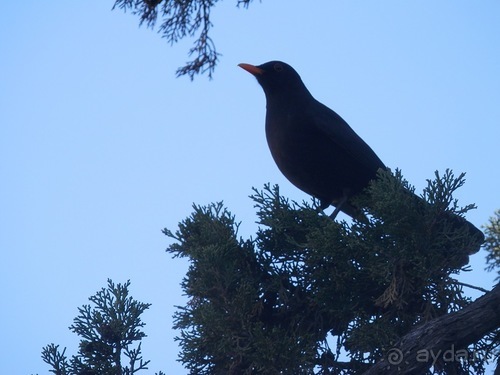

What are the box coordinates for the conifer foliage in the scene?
[112,0,254,79]
[485,210,500,281]
[164,170,498,374]
[41,280,163,375]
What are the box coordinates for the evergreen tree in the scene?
[164,170,500,374]
[40,279,164,375]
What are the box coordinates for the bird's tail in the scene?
[437,210,484,255]
[348,169,485,263]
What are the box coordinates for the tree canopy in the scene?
[40,279,163,375]
[164,170,499,374]
[37,174,499,374]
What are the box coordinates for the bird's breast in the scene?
[264,101,376,202]
[265,106,332,197]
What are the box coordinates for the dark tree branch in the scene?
[363,284,500,375]
[113,0,256,79]
[455,281,490,294]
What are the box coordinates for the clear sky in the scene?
[1,1,499,374]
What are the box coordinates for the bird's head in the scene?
[238,61,311,101]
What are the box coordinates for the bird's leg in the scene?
[329,194,348,220]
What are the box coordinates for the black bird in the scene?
[239,61,385,219]
[239,61,484,250]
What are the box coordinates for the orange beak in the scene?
[238,63,264,76]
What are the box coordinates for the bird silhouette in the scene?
[239,60,484,252]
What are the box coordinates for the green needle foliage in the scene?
[484,210,500,281]
[41,279,163,375]
[164,169,494,374]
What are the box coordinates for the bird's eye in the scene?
[274,63,283,72]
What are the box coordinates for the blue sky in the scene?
[1,1,499,374]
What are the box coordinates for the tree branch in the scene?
[113,0,231,79]
[363,284,500,374]
[454,281,489,294]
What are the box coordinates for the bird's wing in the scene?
[311,100,386,173]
